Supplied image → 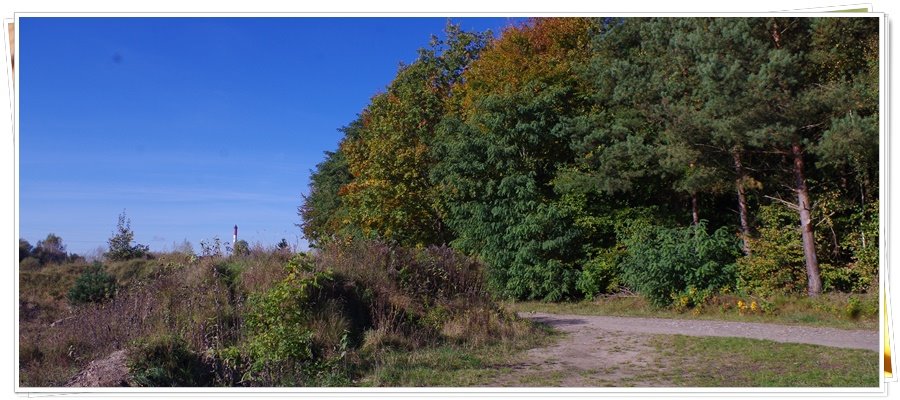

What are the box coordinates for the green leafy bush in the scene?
[576,248,622,299]
[619,221,740,307]
[737,205,807,296]
[128,334,212,387]
[820,263,865,293]
[236,256,355,386]
[842,200,879,292]
[67,262,117,304]
[225,241,527,386]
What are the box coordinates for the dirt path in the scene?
[490,312,878,387]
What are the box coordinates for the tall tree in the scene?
[664,18,773,253]
[298,135,354,247]
[745,17,877,295]
[19,239,33,261]
[339,23,490,247]
[33,233,67,265]
[433,18,596,300]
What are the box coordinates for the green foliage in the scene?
[31,233,69,265]
[67,262,117,304]
[432,18,596,301]
[232,240,250,257]
[128,334,212,387]
[213,261,243,288]
[850,201,879,290]
[338,23,490,247]
[19,239,33,261]
[244,257,319,368]
[299,16,879,304]
[576,248,622,299]
[224,243,512,385]
[276,238,291,252]
[299,149,354,246]
[820,263,864,293]
[105,211,149,261]
[619,222,740,307]
[737,205,807,296]
[236,255,352,385]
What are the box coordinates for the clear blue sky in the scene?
[19,17,519,255]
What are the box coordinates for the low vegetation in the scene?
[650,335,878,386]
[509,292,878,331]
[67,262,117,305]
[19,240,542,387]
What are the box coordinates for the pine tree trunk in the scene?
[792,140,822,296]
[691,192,699,225]
[733,151,751,255]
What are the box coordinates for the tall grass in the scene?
[20,241,540,387]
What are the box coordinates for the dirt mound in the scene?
[65,350,129,387]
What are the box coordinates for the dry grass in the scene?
[20,242,543,387]
[19,256,239,387]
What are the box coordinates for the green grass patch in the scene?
[360,324,556,387]
[507,292,877,331]
[651,335,879,387]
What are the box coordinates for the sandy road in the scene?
[523,312,878,351]
[489,312,878,387]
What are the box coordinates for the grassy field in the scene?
[360,326,556,386]
[507,293,879,331]
[649,335,879,387]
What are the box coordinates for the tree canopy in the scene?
[299,17,880,301]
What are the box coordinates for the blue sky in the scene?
[18,17,519,255]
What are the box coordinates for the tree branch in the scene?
[765,195,800,211]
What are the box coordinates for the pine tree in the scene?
[105,210,149,261]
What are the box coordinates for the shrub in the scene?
[238,256,352,385]
[67,262,117,304]
[619,221,740,307]
[225,241,525,385]
[19,257,41,271]
[737,205,808,296]
[31,234,68,265]
[820,262,866,293]
[576,248,622,299]
[128,334,213,387]
[105,211,150,261]
[842,200,879,293]
[232,240,250,257]
[19,238,33,261]
[276,238,291,252]
[199,237,224,258]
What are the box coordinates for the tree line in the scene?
[300,17,879,304]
